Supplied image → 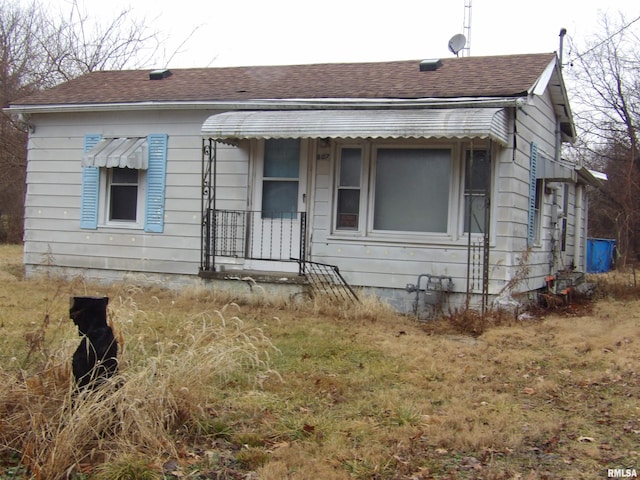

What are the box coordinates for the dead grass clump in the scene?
[422,307,516,337]
[0,302,279,479]
[589,269,640,300]
[309,291,397,322]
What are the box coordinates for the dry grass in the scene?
[1,243,640,479]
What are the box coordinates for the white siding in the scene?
[308,98,584,298]
[24,99,586,300]
[24,110,248,278]
[308,136,508,295]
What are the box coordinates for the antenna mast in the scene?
[462,0,472,57]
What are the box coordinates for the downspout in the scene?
[465,141,474,308]
[575,184,584,271]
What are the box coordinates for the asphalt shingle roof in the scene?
[13,53,556,106]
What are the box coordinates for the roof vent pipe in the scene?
[558,28,567,69]
[149,69,172,80]
[419,59,443,72]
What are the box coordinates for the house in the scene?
[7,53,599,315]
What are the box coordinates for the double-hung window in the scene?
[463,150,490,234]
[107,167,144,224]
[336,148,362,230]
[80,134,168,232]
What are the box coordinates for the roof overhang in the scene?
[577,167,606,187]
[528,56,576,143]
[5,96,525,115]
[538,157,606,188]
[201,108,510,145]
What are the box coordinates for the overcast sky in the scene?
[47,0,640,68]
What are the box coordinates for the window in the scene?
[262,139,299,218]
[332,142,496,240]
[533,179,543,243]
[336,148,362,230]
[108,168,140,222]
[463,150,490,234]
[373,148,450,232]
[561,184,569,251]
[527,142,539,245]
[80,134,168,232]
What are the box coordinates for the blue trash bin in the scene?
[586,238,616,273]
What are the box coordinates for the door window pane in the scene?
[262,181,298,219]
[262,139,300,219]
[264,139,300,178]
[373,148,450,232]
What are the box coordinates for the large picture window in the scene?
[332,142,494,240]
[373,148,451,233]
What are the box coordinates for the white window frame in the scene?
[331,140,468,242]
[334,144,369,233]
[99,167,146,229]
[533,178,544,245]
[461,148,492,236]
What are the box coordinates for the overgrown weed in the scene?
[2,247,640,478]
[0,279,280,479]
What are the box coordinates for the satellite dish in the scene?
[448,33,467,56]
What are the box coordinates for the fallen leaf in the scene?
[522,387,536,395]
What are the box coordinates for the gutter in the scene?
[5,96,529,115]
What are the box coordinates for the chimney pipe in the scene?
[558,28,567,69]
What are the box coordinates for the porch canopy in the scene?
[82,137,148,169]
[201,108,509,145]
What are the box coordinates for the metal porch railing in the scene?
[201,209,307,272]
[295,259,359,304]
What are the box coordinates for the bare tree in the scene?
[567,12,640,267]
[0,0,158,242]
[43,0,160,82]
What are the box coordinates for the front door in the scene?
[247,138,308,272]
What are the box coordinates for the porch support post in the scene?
[298,211,307,275]
[201,138,217,271]
[481,140,493,315]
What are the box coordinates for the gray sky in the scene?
[49,0,640,68]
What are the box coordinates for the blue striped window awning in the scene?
[81,137,148,169]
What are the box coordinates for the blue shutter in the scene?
[527,141,539,246]
[144,134,168,233]
[80,134,102,229]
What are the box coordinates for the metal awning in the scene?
[201,108,509,145]
[538,157,577,182]
[82,137,148,169]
